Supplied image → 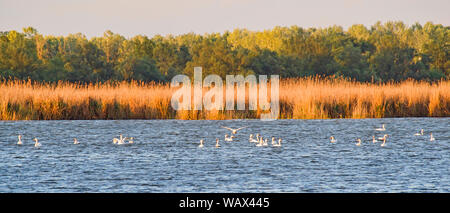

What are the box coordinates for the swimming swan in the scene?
[117,138,127,145]
[224,134,234,142]
[215,138,220,148]
[330,136,337,143]
[355,139,362,146]
[380,137,387,147]
[375,124,386,131]
[34,138,41,148]
[199,139,204,148]
[249,134,258,143]
[17,135,23,145]
[263,138,268,146]
[414,129,424,136]
[128,137,134,144]
[273,138,282,147]
[256,136,264,147]
[372,136,378,143]
[430,133,435,141]
[113,134,127,145]
[73,138,79,144]
[221,126,247,134]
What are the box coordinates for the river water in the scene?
[0,118,448,192]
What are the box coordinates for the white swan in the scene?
[273,138,282,147]
[113,135,120,144]
[199,139,204,148]
[113,134,127,145]
[17,135,23,145]
[224,134,234,142]
[73,138,79,144]
[128,137,134,144]
[414,129,424,136]
[256,136,263,147]
[355,139,362,146]
[271,137,276,145]
[430,133,435,141]
[372,136,378,143]
[249,134,258,143]
[263,138,268,146]
[255,134,260,142]
[117,138,127,145]
[375,124,386,131]
[215,138,220,148]
[34,138,41,148]
[380,136,387,147]
[221,126,247,134]
[330,136,337,143]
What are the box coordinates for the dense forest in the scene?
[0,21,448,83]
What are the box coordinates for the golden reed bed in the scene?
[1,78,449,120]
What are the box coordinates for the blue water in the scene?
[0,118,449,192]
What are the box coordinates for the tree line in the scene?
[0,21,448,83]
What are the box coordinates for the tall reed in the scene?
[0,78,448,120]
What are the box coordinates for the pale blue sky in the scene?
[0,0,449,38]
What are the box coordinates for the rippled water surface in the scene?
[0,118,449,192]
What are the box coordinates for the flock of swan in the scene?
[14,133,135,148]
[112,134,134,145]
[198,126,283,148]
[329,124,436,147]
[17,135,44,148]
[13,124,436,149]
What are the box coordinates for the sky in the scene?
[0,0,449,38]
